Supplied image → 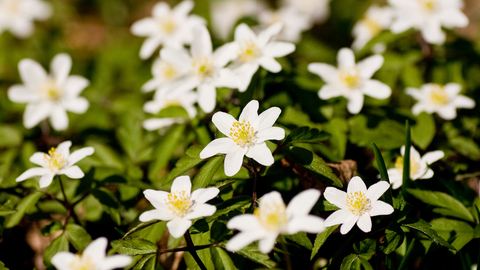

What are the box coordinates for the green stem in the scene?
[58,176,69,207]
[398,238,415,270]
[279,236,292,270]
[184,230,207,270]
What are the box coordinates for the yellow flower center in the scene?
[69,254,95,270]
[44,147,66,171]
[394,156,420,177]
[40,78,62,101]
[165,190,191,217]
[238,39,261,63]
[362,17,381,36]
[254,201,288,231]
[346,191,371,215]
[158,62,179,81]
[229,119,255,147]
[158,17,177,34]
[165,99,181,107]
[192,56,214,80]
[339,67,361,89]
[419,0,436,12]
[429,84,448,105]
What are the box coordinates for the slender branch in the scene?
[184,230,207,270]
[279,236,292,270]
[58,176,70,207]
[249,159,259,207]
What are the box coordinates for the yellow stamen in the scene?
[165,190,191,217]
[362,18,381,35]
[191,56,214,80]
[238,39,261,63]
[158,62,178,81]
[339,67,361,89]
[44,147,66,171]
[346,191,371,215]
[429,84,448,105]
[165,99,181,107]
[419,0,436,12]
[69,254,95,270]
[394,156,420,177]
[229,119,255,147]
[40,78,62,101]
[254,201,288,231]
[158,17,177,34]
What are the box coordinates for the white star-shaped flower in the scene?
[352,5,393,50]
[228,22,295,92]
[0,0,52,38]
[406,83,475,120]
[140,56,188,93]
[16,141,94,188]
[226,189,325,254]
[139,175,220,238]
[130,0,206,59]
[324,176,394,235]
[51,237,132,270]
[387,145,444,189]
[160,25,238,113]
[280,0,331,23]
[388,0,469,44]
[258,7,312,43]
[199,100,285,177]
[8,53,90,131]
[308,48,391,114]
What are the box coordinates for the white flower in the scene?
[258,7,312,43]
[226,189,325,254]
[352,5,393,50]
[308,48,391,114]
[8,53,90,131]
[51,237,132,270]
[139,175,219,238]
[199,100,285,177]
[388,0,469,44]
[130,0,206,59]
[280,0,331,23]
[143,89,197,132]
[387,146,444,189]
[406,83,475,120]
[16,141,94,188]
[228,22,295,92]
[160,25,238,113]
[0,0,52,38]
[324,176,394,235]
[140,56,188,93]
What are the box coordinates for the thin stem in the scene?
[250,159,259,207]
[184,230,207,270]
[279,236,292,270]
[58,176,70,207]
[160,243,216,254]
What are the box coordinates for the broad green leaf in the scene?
[284,127,330,145]
[6,192,42,228]
[211,247,238,270]
[191,155,223,191]
[349,115,404,150]
[0,125,22,147]
[372,143,393,205]
[123,220,161,239]
[318,118,348,161]
[285,232,312,251]
[0,260,9,270]
[340,254,359,270]
[133,254,156,270]
[311,224,339,259]
[41,221,63,237]
[236,244,277,268]
[353,238,376,260]
[164,145,205,184]
[111,238,157,256]
[156,105,189,119]
[65,224,93,252]
[379,222,405,254]
[86,141,124,171]
[359,257,374,270]
[43,234,69,267]
[283,146,343,188]
[400,218,456,250]
[91,188,121,225]
[407,189,474,222]
[411,112,435,150]
[449,136,480,161]
[430,218,474,253]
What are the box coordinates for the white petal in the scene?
[212,112,237,137]
[362,80,391,99]
[323,187,347,209]
[101,255,133,270]
[421,151,444,165]
[239,100,259,123]
[258,234,278,254]
[84,237,107,265]
[130,18,157,36]
[436,105,456,120]
[444,83,461,97]
[224,147,247,177]
[245,143,274,166]
[61,166,84,179]
[388,169,403,189]
[51,252,76,270]
[286,215,325,234]
[286,189,320,218]
[421,21,445,44]
[253,106,281,132]
[200,138,236,159]
[160,48,191,67]
[411,104,426,116]
[68,147,94,166]
[419,169,434,180]
[16,167,48,182]
[405,87,422,101]
[172,0,194,17]
[234,23,257,42]
[366,181,390,202]
[215,68,240,89]
[171,175,192,195]
[197,83,216,113]
[258,57,282,73]
[139,209,175,222]
[441,10,469,28]
[337,48,356,68]
[64,75,89,97]
[318,85,342,99]
[57,141,72,154]
[357,54,383,79]
[256,127,285,142]
[346,92,364,114]
[347,176,367,194]
[225,231,264,252]
[227,214,261,231]
[191,25,212,58]
[140,36,163,59]
[340,213,359,235]
[143,189,170,210]
[30,153,46,167]
[324,209,352,227]
[39,172,56,188]
[143,118,178,131]
[167,217,192,238]
[235,63,259,92]
[24,103,51,128]
[369,200,394,217]
[258,22,283,47]
[308,63,338,84]
[212,43,237,68]
[50,106,69,131]
[356,214,372,233]
[191,187,220,204]
[10,19,34,39]
[18,58,47,90]
[263,42,295,58]
[8,85,36,103]
[152,2,170,17]
[50,53,72,87]
[184,204,216,219]
[63,97,90,114]
[452,96,475,109]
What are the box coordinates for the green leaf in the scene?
[349,115,405,150]
[6,192,42,228]
[0,260,10,270]
[214,180,236,190]
[0,125,23,147]
[205,196,252,223]
[133,254,156,270]
[43,234,69,267]
[123,220,161,240]
[164,145,205,185]
[211,247,238,270]
[411,112,435,150]
[236,244,277,268]
[311,224,339,259]
[379,222,405,255]
[359,257,374,270]
[407,189,474,222]
[41,221,63,237]
[65,224,93,252]
[340,254,359,270]
[0,205,16,216]
[353,238,376,260]
[285,232,312,250]
[283,146,343,188]
[400,218,456,250]
[191,155,223,191]
[372,143,393,205]
[91,188,121,225]
[284,127,330,145]
[430,218,474,253]
[185,230,215,270]
[156,105,190,119]
[402,121,411,194]
[449,136,480,160]
[111,238,158,256]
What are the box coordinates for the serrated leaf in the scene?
[283,146,342,188]
[311,224,339,259]
[191,155,223,191]
[407,189,474,222]
[65,224,92,252]
[236,244,277,268]
[111,238,157,256]
[211,247,237,270]
[6,192,43,228]
[43,234,69,267]
[284,127,330,145]
[430,218,474,253]
[400,218,456,250]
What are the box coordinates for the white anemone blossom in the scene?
[258,7,312,43]
[406,83,475,120]
[352,5,393,51]
[324,176,394,235]
[51,237,132,270]
[308,48,391,114]
[388,0,469,44]
[143,89,197,132]
[228,22,295,92]
[226,189,325,254]
[139,175,220,238]
[200,100,285,177]
[387,145,444,189]
[0,0,52,38]
[281,0,331,23]
[16,141,94,188]
[140,56,188,93]
[160,25,238,113]
[130,0,206,59]
[8,53,90,131]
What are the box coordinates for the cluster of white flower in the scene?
[0,0,52,38]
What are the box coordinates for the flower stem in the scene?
[279,236,292,270]
[58,176,69,207]
[184,230,207,270]
[242,161,259,207]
